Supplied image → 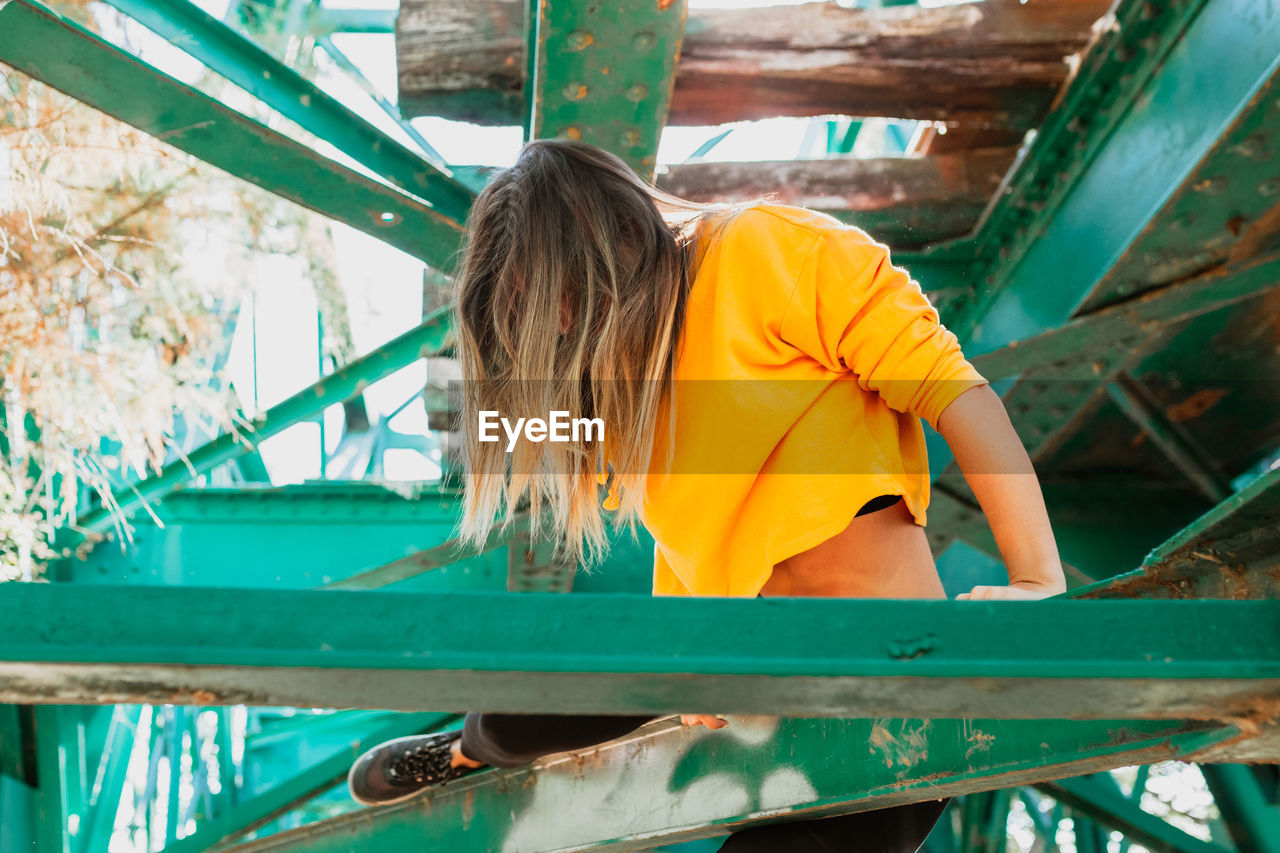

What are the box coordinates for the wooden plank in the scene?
[396,0,1112,127]
[655,147,1017,245]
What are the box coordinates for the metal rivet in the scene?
[562,83,588,101]
[1259,179,1280,196]
[620,128,641,147]
[625,83,648,102]
[633,31,655,51]
[566,31,594,50]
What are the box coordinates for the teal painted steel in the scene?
[76,306,454,533]
[961,0,1280,354]
[316,36,446,165]
[969,250,1280,382]
[163,712,456,852]
[0,0,467,266]
[100,0,470,220]
[76,484,507,591]
[1202,765,1280,853]
[0,774,36,852]
[1105,375,1233,503]
[1,586,1279,718]
[528,0,687,181]
[1079,68,1280,311]
[78,705,141,853]
[1074,466,1280,600]
[216,716,1238,852]
[315,8,396,34]
[1037,775,1231,853]
[943,0,1216,330]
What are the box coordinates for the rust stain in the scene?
[658,0,677,9]
[963,727,996,762]
[868,719,932,774]
[462,789,475,829]
[1165,387,1227,422]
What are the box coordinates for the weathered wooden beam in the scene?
[396,0,1111,127]
[655,147,1017,246]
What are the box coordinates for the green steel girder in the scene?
[0,0,467,267]
[1077,62,1280,312]
[320,516,524,591]
[1,585,1278,719]
[313,7,396,34]
[75,306,454,534]
[926,249,1280,569]
[527,0,687,181]
[101,0,471,220]
[216,716,1239,853]
[1073,466,1280,600]
[956,0,1280,355]
[967,250,1280,383]
[162,711,457,852]
[1104,374,1233,503]
[75,484,510,591]
[1036,775,1231,853]
[1200,765,1280,853]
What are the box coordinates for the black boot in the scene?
[347,729,483,806]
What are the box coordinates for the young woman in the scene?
[349,138,1067,851]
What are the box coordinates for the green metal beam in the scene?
[163,712,456,853]
[1073,466,1280,600]
[216,716,1239,853]
[1036,775,1231,853]
[1201,765,1280,853]
[1,586,1278,719]
[969,250,1280,382]
[315,8,396,34]
[73,483,509,591]
[100,0,471,220]
[957,0,1280,354]
[1104,374,1232,503]
[76,306,454,533]
[527,0,687,181]
[0,0,466,267]
[321,512,527,591]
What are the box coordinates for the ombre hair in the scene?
[451,138,770,564]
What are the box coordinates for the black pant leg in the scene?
[460,711,659,768]
[717,798,951,853]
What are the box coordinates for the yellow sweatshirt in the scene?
[639,202,988,597]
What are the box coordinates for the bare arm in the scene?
[935,384,1067,599]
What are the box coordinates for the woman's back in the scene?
[641,202,987,597]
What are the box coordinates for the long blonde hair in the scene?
[451,138,769,564]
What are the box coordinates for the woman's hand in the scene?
[680,714,729,729]
[956,579,1065,601]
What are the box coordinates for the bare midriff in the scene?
[760,498,946,599]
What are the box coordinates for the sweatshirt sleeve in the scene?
[780,223,988,431]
